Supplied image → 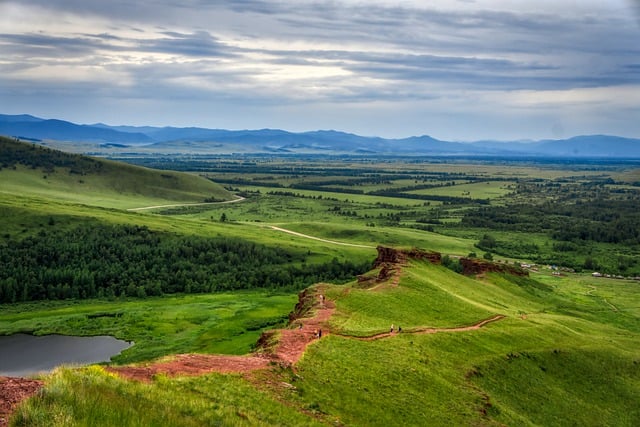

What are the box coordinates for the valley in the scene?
[1,137,640,426]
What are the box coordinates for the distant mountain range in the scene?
[1,114,639,158]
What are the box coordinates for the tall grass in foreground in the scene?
[12,366,321,427]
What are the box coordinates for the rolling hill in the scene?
[0,136,232,209]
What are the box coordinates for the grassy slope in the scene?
[290,263,640,426]
[12,261,639,426]
[0,193,374,267]
[0,137,232,208]
[13,366,324,427]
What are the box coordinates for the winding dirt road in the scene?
[269,226,376,249]
[127,196,245,211]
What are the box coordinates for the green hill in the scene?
[0,136,232,209]
[6,255,640,426]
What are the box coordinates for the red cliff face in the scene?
[459,258,528,277]
[373,246,441,268]
[373,246,526,277]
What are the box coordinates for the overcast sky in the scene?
[1,0,639,140]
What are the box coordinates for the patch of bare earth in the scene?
[0,377,43,427]
[106,354,272,382]
[108,293,334,382]
[274,300,334,366]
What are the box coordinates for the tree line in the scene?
[0,137,103,174]
[0,224,371,303]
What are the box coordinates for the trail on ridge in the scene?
[108,295,504,382]
[334,315,506,341]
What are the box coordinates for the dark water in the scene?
[0,334,132,377]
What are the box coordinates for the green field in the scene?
[2,140,640,425]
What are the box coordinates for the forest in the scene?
[0,223,370,303]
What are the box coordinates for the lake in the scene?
[0,334,132,377]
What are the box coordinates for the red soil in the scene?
[274,300,334,366]
[105,353,272,382]
[0,377,43,427]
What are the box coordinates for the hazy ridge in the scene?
[1,114,640,158]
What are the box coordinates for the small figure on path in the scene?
[398,326,402,333]
[313,329,318,339]
[299,323,303,330]
[318,329,322,338]
[390,324,394,334]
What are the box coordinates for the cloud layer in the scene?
[1,0,638,139]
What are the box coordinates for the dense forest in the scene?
[462,199,640,245]
[0,223,370,303]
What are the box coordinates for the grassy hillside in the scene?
[2,147,639,425]
[9,259,640,426]
[0,137,232,208]
[291,262,640,426]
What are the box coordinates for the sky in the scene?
[1,0,639,141]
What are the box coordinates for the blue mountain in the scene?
[1,114,639,158]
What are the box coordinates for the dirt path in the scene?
[274,300,335,366]
[269,226,376,249]
[336,314,506,341]
[603,298,619,312]
[127,195,245,211]
[105,354,272,382]
[0,377,43,427]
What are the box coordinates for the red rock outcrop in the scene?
[373,246,441,268]
[460,258,528,277]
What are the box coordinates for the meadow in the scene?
[2,139,640,425]
[0,292,296,363]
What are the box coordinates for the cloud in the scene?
[0,0,639,139]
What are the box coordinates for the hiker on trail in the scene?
[320,294,325,306]
[313,329,318,339]
[318,329,322,338]
[390,324,394,333]
[398,326,402,333]
[299,323,303,330]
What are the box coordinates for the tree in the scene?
[220,212,227,222]
[478,234,497,249]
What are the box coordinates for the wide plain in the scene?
[1,138,639,426]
